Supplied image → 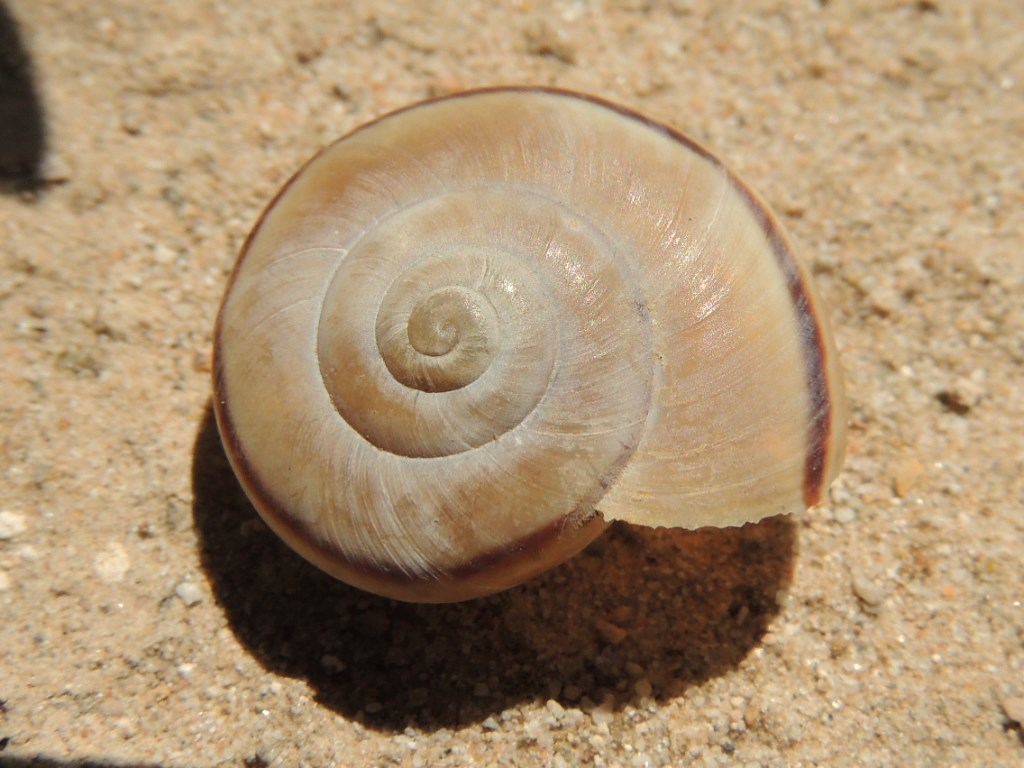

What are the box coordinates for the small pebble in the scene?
[834,506,857,524]
[120,106,143,136]
[175,581,204,606]
[851,575,886,611]
[546,698,566,720]
[192,349,213,373]
[590,695,616,725]
[523,19,577,64]
[634,679,653,699]
[114,716,136,740]
[1001,695,1024,724]
[94,542,130,584]
[595,618,628,644]
[563,684,582,701]
[893,458,925,497]
[39,152,73,184]
[0,510,27,540]
[744,698,763,728]
[936,377,983,415]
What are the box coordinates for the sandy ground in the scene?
[1,1,1023,766]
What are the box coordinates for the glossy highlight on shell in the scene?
[213,87,847,603]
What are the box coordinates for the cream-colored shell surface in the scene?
[214,88,846,602]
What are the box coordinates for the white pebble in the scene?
[114,716,136,740]
[176,580,204,606]
[590,695,616,725]
[546,698,566,720]
[94,542,130,584]
[0,510,27,540]
[851,575,887,609]
[834,506,856,524]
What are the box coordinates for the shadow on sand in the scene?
[0,1,47,192]
[191,403,797,732]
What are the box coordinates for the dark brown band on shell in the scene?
[213,352,606,602]
[721,178,834,506]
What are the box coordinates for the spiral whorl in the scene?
[213,87,846,602]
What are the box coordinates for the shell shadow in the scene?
[0,759,171,768]
[191,403,797,732]
[0,1,47,192]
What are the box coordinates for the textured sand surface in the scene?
[1,1,1022,767]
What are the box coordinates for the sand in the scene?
[1,1,1022,766]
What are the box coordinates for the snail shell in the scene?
[213,87,846,603]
